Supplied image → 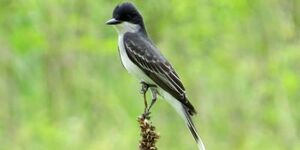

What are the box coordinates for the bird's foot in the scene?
[142,111,151,119]
[140,82,157,116]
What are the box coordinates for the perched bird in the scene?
[106,2,205,150]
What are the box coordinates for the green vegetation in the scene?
[0,0,299,149]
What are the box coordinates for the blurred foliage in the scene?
[0,0,300,150]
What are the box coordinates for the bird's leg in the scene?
[147,87,158,113]
[140,81,149,94]
[140,81,149,113]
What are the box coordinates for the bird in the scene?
[106,2,205,150]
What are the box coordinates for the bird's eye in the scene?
[126,14,132,18]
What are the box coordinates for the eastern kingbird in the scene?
[106,2,205,150]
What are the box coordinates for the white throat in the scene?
[114,22,141,35]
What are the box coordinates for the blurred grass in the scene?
[0,0,300,150]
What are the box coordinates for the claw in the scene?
[143,111,151,119]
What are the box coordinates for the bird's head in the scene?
[106,2,145,34]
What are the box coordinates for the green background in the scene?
[0,0,300,149]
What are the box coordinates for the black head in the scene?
[106,2,143,25]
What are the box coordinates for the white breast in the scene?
[118,34,154,84]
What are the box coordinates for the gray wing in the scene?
[123,32,196,115]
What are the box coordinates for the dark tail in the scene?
[180,105,206,150]
[161,91,206,150]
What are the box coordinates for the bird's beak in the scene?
[106,18,122,25]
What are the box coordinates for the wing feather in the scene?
[123,32,196,114]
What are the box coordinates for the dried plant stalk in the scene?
[138,113,160,150]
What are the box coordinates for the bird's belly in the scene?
[118,35,154,84]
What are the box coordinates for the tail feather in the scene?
[181,106,206,150]
[158,89,206,150]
